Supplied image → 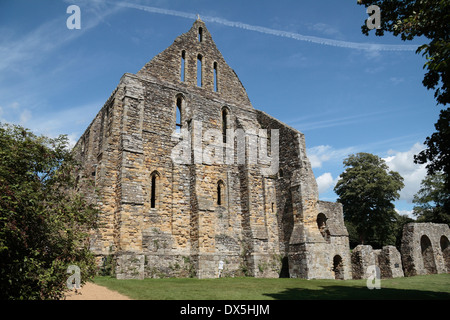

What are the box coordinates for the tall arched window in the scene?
[317,213,330,243]
[150,171,160,209]
[217,180,225,206]
[222,107,228,143]
[197,54,203,87]
[213,62,218,92]
[198,27,203,42]
[176,96,183,133]
[181,50,186,82]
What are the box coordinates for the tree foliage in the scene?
[358,0,450,220]
[358,0,450,105]
[0,123,99,300]
[414,108,450,204]
[334,153,404,247]
[413,172,450,224]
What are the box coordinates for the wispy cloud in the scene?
[115,1,418,52]
[286,110,391,132]
[0,2,123,75]
[307,145,356,169]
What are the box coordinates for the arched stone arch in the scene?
[217,180,226,206]
[420,235,437,274]
[317,213,330,243]
[440,235,450,272]
[221,106,230,143]
[150,170,161,209]
[332,255,344,280]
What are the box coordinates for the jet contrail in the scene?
[116,2,418,52]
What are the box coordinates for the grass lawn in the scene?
[93,273,450,300]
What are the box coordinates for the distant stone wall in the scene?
[401,223,450,276]
[351,244,403,279]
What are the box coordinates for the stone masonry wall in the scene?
[72,19,352,280]
[401,222,450,276]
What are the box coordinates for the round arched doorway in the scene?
[420,235,437,274]
[332,255,344,280]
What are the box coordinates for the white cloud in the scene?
[0,2,123,76]
[316,172,338,194]
[19,109,32,125]
[395,208,415,219]
[383,142,427,203]
[307,145,354,168]
[390,77,405,85]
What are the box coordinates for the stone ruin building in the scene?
[73,19,352,280]
[401,223,450,276]
[73,19,450,281]
[351,223,450,279]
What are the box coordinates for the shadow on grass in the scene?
[263,284,450,300]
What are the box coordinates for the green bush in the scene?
[0,123,99,299]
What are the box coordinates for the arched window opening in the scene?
[176,97,183,133]
[213,62,218,92]
[279,169,284,178]
[420,235,437,274]
[150,172,160,209]
[222,108,228,143]
[317,213,330,243]
[197,54,203,87]
[181,50,186,82]
[440,235,450,272]
[217,180,225,206]
[333,255,344,280]
[198,27,203,42]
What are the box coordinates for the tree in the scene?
[357,0,450,218]
[0,123,99,300]
[358,0,449,106]
[412,172,450,224]
[334,153,404,247]
[414,108,450,208]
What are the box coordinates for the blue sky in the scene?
[0,0,441,217]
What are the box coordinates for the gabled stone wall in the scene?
[73,19,351,280]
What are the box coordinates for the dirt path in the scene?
[64,282,132,300]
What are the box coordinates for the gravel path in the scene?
[64,282,132,300]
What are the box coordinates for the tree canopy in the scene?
[334,153,404,247]
[358,0,450,218]
[413,172,450,224]
[359,0,449,105]
[0,123,98,300]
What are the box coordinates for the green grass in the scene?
[92,273,450,300]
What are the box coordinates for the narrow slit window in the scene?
[197,54,202,87]
[222,108,228,143]
[181,50,186,82]
[217,180,225,206]
[217,183,222,205]
[176,97,182,133]
[151,174,157,208]
[198,27,203,42]
[213,62,218,92]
